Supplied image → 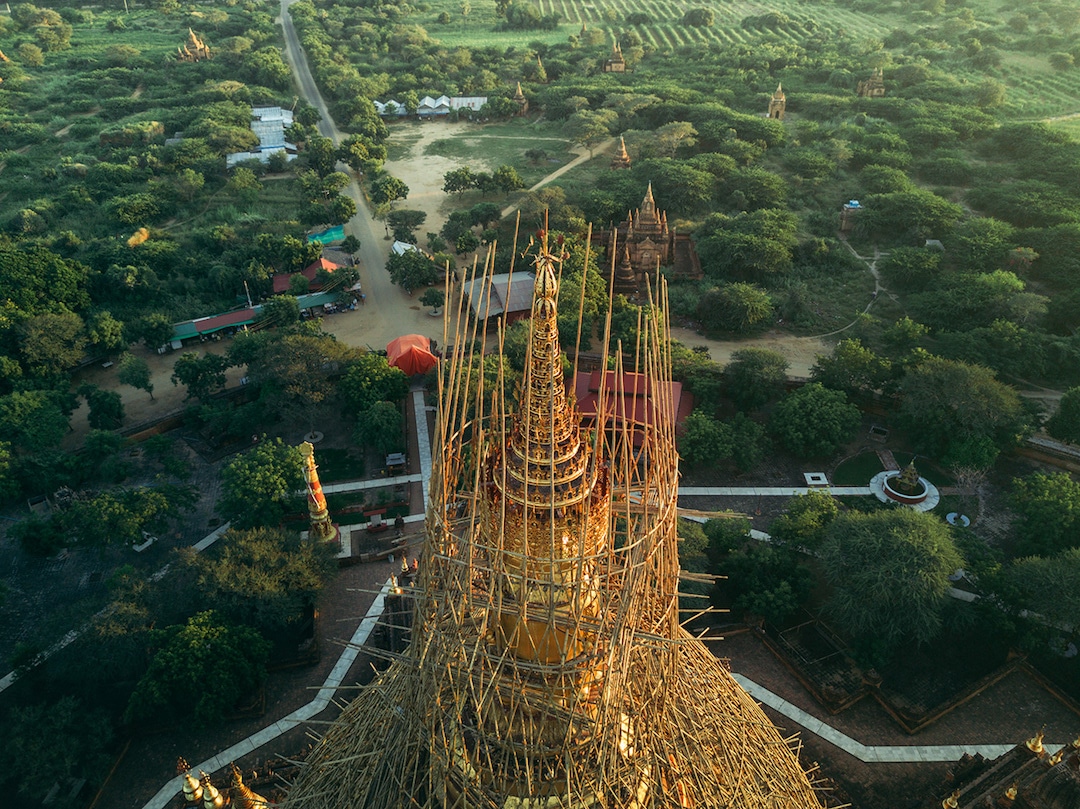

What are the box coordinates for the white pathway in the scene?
[680,486,872,497]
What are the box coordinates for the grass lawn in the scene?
[832,450,884,486]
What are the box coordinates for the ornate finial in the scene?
[301,441,339,544]
[1004,782,1018,800]
[200,772,225,809]
[1048,746,1065,766]
[774,83,784,97]
[179,759,203,804]
[643,181,655,206]
[1072,733,1080,749]
[941,788,960,809]
[1026,726,1045,755]
[230,762,270,809]
[401,555,410,574]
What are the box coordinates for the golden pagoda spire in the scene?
[611,135,632,170]
[1027,726,1046,755]
[230,763,270,809]
[774,82,785,98]
[300,441,339,544]
[941,788,960,809]
[177,758,203,805]
[1005,781,1018,800]
[200,772,225,809]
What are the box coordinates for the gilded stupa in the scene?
[282,233,825,807]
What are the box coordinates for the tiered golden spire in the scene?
[230,763,270,809]
[300,441,339,544]
[200,772,225,809]
[611,135,632,169]
[177,758,203,804]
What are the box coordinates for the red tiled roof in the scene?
[271,257,342,294]
[574,370,694,444]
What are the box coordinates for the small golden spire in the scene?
[941,788,960,809]
[178,758,203,804]
[1004,781,1018,800]
[1048,746,1065,766]
[1026,727,1045,755]
[200,772,225,809]
[230,762,270,809]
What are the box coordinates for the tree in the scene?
[134,313,175,350]
[340,353,410,413]
[1004,548,1080,630]
[567,110,618,155]
[682,7,715,25]
[878,247,942,292]
[821,509,964,662]
[64,486,185,548]
[258,295,301,328]
[493,165,525,196]
[421,287,445,314]
[443,167,477,197]
[19,311,87,376]
[0,390,70,452]
[87,311,126,353]
[386,209,428,242]
[0,697,113,801]
[370,174,409,207]
[1046,387,1080,445]
[678,410,732,468]
[16,42,44,66]
[355,401,405,455]
[171,352,229,402]
[338,134,386,175]
[769,490,839,552]
[1010,472,1080,557]
[770,383,860,458]
[387,250,439,293]
[898,355,1027,468]
[182,527,335,633]
[220,438,304,529]
[117,353,154,400]
[125,611,270,724]
[722,541,811,627]
[696,283,773,334]
[83,385,125,429]
[810,339,892,396]
[723,348,788,411]
[341,234,361,257]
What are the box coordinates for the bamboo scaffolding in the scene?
[282,231,828,808]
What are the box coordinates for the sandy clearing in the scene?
[382,121,493,240]
[668,326,830,379]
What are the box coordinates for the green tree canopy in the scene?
[770,383,860,459]
[181,527,336,633]
[821,509,964,662]
[117,352,154,400]
[354,401,405,455]
[769,490,839,551]
[723,348,788,411]
[387,250,440,293]
[124,611,270,724]
[678,410,733,468]
[0,696,113,801]
[1046,387,1080,445]
[1010,472,1080,557]
[219,438,304,529]
[1003,547,1080,630]
[898,355,1028,468]
[810,339,892,396]
[171,352,230,402]
[340,352,410,413]
[696,283,773,334]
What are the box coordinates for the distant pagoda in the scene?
[610,135,632,169]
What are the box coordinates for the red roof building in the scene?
[573,370,694,445]
[272,257,341,294]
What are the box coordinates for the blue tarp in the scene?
[307,225,345,244]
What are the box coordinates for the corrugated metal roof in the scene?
[466,272,534,319]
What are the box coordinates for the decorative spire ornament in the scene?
[300,441,339,545]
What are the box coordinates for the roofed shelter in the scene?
[464,271,534,323]
[574,369,694,446]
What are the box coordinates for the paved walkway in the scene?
[680,486,872,497]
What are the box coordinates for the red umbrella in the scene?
[386,334,438,375]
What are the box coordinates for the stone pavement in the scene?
[680,486,872,497]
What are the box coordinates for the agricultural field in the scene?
[419,0,1080,120]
